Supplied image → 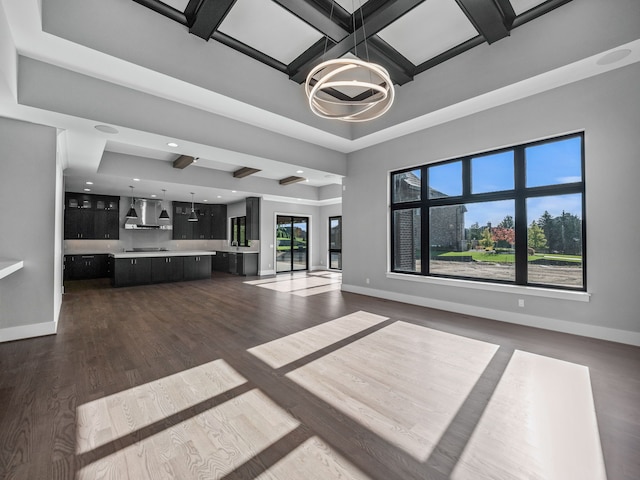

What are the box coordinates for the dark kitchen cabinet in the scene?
[64,254,110,280]
[228,252,238,275]
[94,196,119,239]
[172,202,226,240]
[183,255,211,280]
[210,204,227,239]
[246,197,260,240]
[172,202,194,240]
[228,252,258,276]
[214,252,258,276]
[151,256,184,283]
[65,193,119,240]
[93,210,119,239]
[212,252,230,272]
[112,257,152,287]
[194,206,211,239]
[65,208,95,239]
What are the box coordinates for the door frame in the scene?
[328,215,342,270]
[274,213,311,273]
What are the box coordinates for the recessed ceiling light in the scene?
[596,49,632,66]
[203,199,208,202]
[305,179,309,182]
[94,124,118,134]
[232,190,237,193]
[85,181,93,185]
[217,195,222,198]
[167,142,178,148]
[297,170,304,174]
[151,194,157,197]
[133,178,140,182]
[84,188,91,192]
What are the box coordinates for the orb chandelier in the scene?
[304,1,395,122]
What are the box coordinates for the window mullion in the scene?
[514,147,528,285]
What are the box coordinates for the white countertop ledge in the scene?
[110,251,214,259]
[0,259,24,280]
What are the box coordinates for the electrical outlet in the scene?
[268,264,272,268]
[366,278,370,284]
[518,299,525,308]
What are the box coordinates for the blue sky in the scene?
[425,136,582,227]
[428,136,581,196]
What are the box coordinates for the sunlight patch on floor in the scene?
[451,350,607,480]
[76,388,300,479]
[255,436,371,480]
[244,271,341,296]
[76,359,246,454]
[248,311,389,369]
[287,321,499,462]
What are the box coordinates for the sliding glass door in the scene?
[329,216,342,270]
[276,216,309,273]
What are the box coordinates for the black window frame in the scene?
[230,216,249,247]
[390,132,586,291]
[329,216,342,270]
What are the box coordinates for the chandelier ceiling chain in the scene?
[304,0,395,122]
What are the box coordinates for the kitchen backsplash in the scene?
[65,233,259,254]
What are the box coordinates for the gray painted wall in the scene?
[343,63,640,341]
[0,117,59,334]
[258,199,342,274]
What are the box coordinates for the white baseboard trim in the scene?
[341,283,640,347]
[0,320,58,343]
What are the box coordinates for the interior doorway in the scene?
[329,216,342,270]
[276,216,309,273]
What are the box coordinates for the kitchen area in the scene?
[64,191,260,287]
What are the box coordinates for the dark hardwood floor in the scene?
[0,272,638,479]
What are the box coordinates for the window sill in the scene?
[386,272,590,302]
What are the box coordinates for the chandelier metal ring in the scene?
[305,58,395,122]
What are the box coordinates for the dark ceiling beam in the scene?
[233,167,261,178]
[494,0,516,29]
[184,0,202,26]
[274,0,348,43]
[455,0,510,44]
[212,31,288,73]
[289,0,425,84]
[512,0,573,28]
[189,0,236,41]
[131,0,187,25]
[173,155,195,169]
[367,36,415,85]
[279,176,306,186]
[414,36,484,75]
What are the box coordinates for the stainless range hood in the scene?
[124,198,173,230]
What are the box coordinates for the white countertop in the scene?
[0,259,24,280]
[110,251,214,259]
[213,250,259,254]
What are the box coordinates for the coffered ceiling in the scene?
[0,0,638,205]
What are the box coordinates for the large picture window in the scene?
[390,133,585,290]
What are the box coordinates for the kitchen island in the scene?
[110,251,213,287]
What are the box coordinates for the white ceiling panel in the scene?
[218,0,323,64]
[160,0,190,13]
[377,0,479,65]
[511,0,550,16]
